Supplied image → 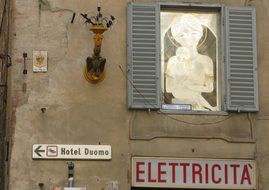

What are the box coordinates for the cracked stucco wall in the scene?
[8,0,269,190]
[10,0,128,189]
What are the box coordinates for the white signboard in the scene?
[32,144,111,160]
[132,157,256,189]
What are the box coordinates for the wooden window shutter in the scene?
[224,7,259,112]
[127,3,161,109]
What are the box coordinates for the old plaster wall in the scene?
[10,0,129,189]
[253,0,269,189]
[8,0,269,190]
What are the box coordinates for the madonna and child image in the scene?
[162,13,218,111]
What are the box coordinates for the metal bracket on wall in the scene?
[0,54,12,88]
[23,52,27,74]
[67,162,74,187]
[22,53,27,93]
[0,54,12,67]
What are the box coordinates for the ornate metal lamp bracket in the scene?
[81,4,115,83]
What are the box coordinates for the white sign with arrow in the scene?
[32,144,111,160]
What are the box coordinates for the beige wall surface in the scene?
[8,0,269,190]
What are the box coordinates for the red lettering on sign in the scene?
[212,164,221,184]
[148,162,156,183]
[205,163,209,184]
[136,162,145,182]
[180,163,190,183]
[133,159,254,188]
[169,162,178,183]
[230,164,240,184]
[192,163,202,184]
[241,164,251,185]
[224,164,228,184]
[158,162,167,183]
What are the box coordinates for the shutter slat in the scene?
[230,50,253,54]
[128,3,160,109]
[225,7,258,112]
[133,29,157,33]
[230,32,252,37]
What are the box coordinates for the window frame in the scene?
[127,2,258,114]
[159,3,223,114]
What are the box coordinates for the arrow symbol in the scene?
[34,145,45,157]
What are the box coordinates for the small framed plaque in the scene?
[33,50,47,72]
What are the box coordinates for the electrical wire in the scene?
[38,0,75,27]
[244,0,254,6]
[38,0,76,62]
[119,65,233,126]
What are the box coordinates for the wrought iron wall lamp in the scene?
[81,4,115,83]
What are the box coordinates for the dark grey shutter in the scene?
[225,7,258,112]
[127,3,160,109]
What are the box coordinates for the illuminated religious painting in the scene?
[161,10,220,111]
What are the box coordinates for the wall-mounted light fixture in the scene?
[81,3,115,83]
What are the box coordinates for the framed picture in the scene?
[33,50,48,73]
[161,10,219,111]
